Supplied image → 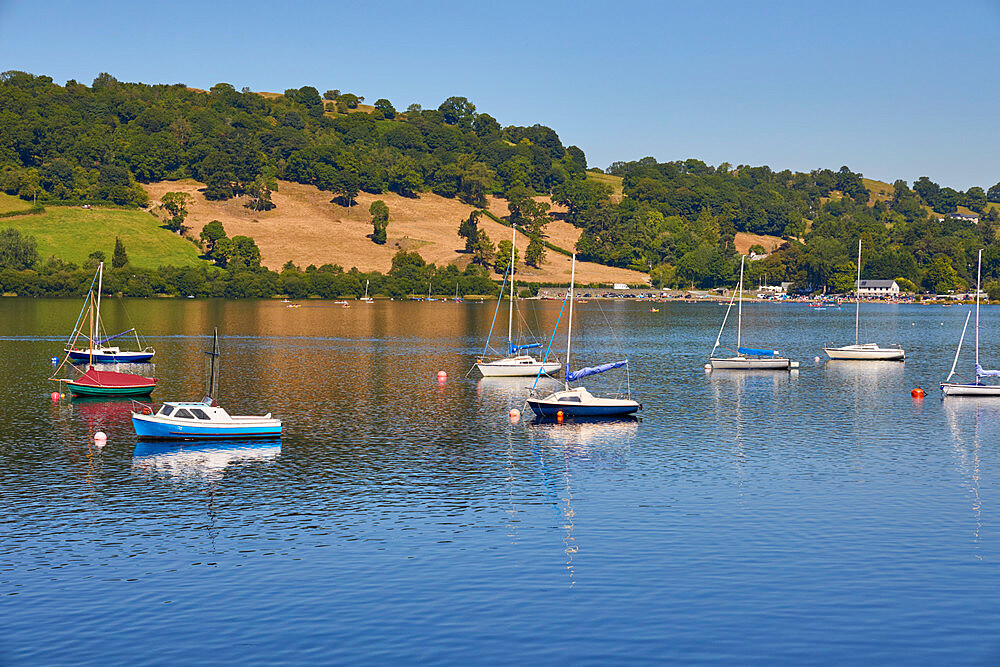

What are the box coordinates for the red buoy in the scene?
[911,387,926,398]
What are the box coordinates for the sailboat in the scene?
[131,329,283,439]
[710,255,796,370]
[941,249,1000,396]
[824,240,904,360]
[360,279,373,303]
[64,262,155,363]
[477,225,561,378]
[525,254,639,417]
[51,265,157,396]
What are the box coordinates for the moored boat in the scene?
[526,254,639,418]
[710,255,795,370]
[941,249,1000,396]
[131,328,282,440]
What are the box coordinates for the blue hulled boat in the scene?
[131,328,282,440]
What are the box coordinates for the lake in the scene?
[1,298,999,663]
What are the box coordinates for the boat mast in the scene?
[95,261,103,347]
[88,290,95,368]
[206,327,219,401]
[364,279,369,299]
[737,255,744,352]
[855,239,861,345]
[976,248,982,368]
[507,223,516,354]
[566,253,576,387]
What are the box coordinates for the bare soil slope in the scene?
[144,181,647,284]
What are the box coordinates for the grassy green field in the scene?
[586,170,624,198]
[1,206,206,268]
[0,192,33,215]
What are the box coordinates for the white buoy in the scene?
[437,370,447,379]
[814,356,820,363]
[94,431,107,445]
[703,363,712,371]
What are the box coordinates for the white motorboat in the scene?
[709,255,795,370]
[824,240,904,361]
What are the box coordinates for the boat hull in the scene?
[824,345,904,361]
[525,387,640,418]
[131,413,282,440]
[526,398,640,417]
[67,349,155,363]
[940,382,1000,396]
[710,356,792,370]
[69,381,155,397]
[477,358,562,377]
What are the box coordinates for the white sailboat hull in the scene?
[824,344,905,361]
[477,356,561,377]
[940,382,1000,396]
[710,356,793,370]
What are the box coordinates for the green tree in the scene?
[245,174,276,211]
[924,255,961,293]
[160,191,190,233]
[370,200,389,245]
[473,229,495,268]
[112,236,128,268]
[495,239,518,274]
[373,98,396,119]
[988,182,1000,203]
[458,211,481,253]
[525,235,545,268]
[438,96,476,126]
[0,227,38,270]
[200,220,227,255]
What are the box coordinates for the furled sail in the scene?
[738,347,778,357]
[566,360,627,382]
[976,363,1000,377]
[508,342,542,354]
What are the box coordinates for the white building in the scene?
[949,212,980,224]
[856,279,900,296]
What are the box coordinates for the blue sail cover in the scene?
[976,363,1000,377]
[508,342,542,355]
[738,347,777,356]
[566,360,628,382]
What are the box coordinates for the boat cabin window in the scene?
[159,405,174,416]
[559,396,582,402]
[173,409,193,419]
[189,408,210,420]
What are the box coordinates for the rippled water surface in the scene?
[2,298,1000,663]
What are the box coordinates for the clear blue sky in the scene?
[2,0,998,190]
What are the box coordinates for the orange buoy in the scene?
[437,370,447,379]
[556,410,564,423]
[911,387,926,398]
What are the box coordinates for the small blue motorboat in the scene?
[131,328,281,440]
[131,401,282,440]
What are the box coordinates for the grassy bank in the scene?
[2,206,204,268]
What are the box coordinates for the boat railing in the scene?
[131,398,155,415]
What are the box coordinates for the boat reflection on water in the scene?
[824,358,905,383]
[942,399,998,551]
[525,417,637,587]
[132,439,281,479]
[529,416,638,453]
[477,376,562,408]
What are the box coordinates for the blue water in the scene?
[1,299,999,663]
